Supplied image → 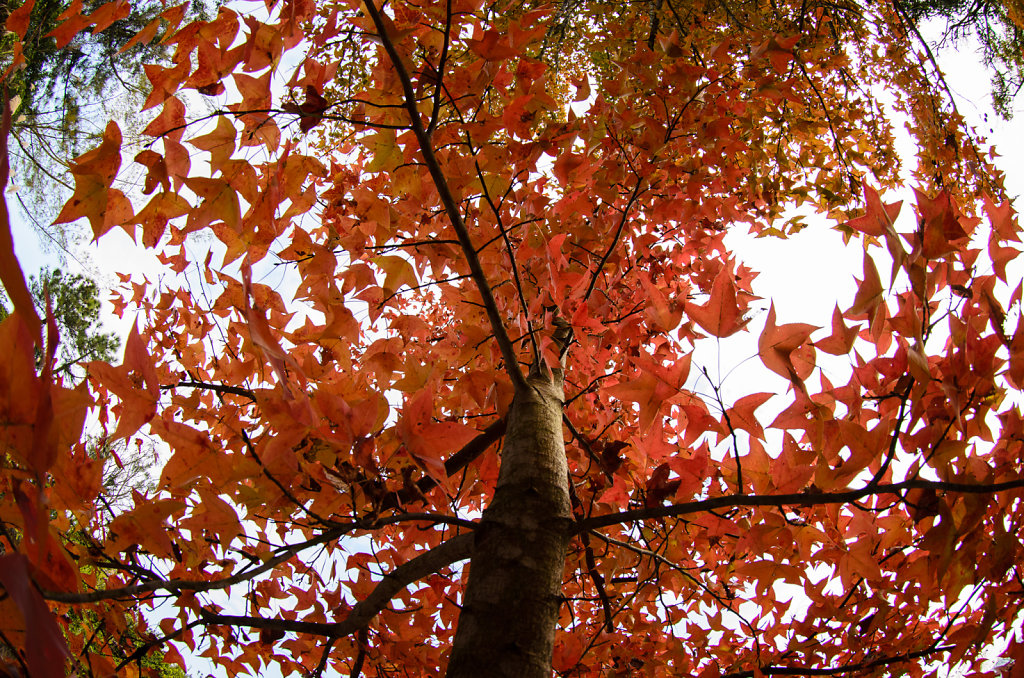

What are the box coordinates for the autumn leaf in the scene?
[467,30,520,61]
[86,323,159,440]
[843,182,902,238]
[848,251,884,317]
[605,354,691,432]
[364,129,402,173]
[914,187,970,259]
[0,555,70,678]
[189,115,237,173]
[645,463,681,506]
[724,392,774,441]
[686,264,750,337]
[397,390,480,488]
[814,305,860,355]
[758,303,817,386]
[53,121,133,239]
[282,85,330,132]
[5,0,35,38]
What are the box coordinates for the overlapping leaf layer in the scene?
[2,0,1024,675]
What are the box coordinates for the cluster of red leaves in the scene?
[2,0,1024,676]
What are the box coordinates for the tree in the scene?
[1,0,1024,676]
[1,267,120,375]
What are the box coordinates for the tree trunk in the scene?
[445,369,572,678]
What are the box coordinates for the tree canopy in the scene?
[1,0,1024,676]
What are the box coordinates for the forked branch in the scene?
[196,533,474,638]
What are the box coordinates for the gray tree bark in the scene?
[445,366,572,678]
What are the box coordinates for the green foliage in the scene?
[0,267,119,378]
[29,268,119,376]
[901,0,1024,116]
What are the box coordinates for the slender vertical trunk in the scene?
[445,370,571,678]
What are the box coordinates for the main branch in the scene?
[362,0,528,392]
[579,477,1024,531]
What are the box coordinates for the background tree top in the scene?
[900,0,1024,117]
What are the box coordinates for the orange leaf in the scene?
[914,187,969,259]
[814,305,859,355]
[189,115,237,173]
[88,0,130,33]
[86,323,159,440]
[686,264,749,337]
[758,303,817,384]
[640,276,682,332]
[143,96,186,142]
[397,390,479,489]
[844,183,902,237]
[0,554,70,678]
[54,122,132,239]
[848,252,884,317]
[984,194,1020,242]
[605,355,691,432]
[241,262,306,394]
[45,1,92,49]
[724,392,773,441]
[467,30,519,60]
[133,192,190,247]
[376,255,418,296]
[5,0,35,37]
[134,149,170,195]
[108,498,186,560]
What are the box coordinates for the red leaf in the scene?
[725,392,773,441]
[758,303,817,385]
[914,187,970,259]
[135,149,170,194]
[0,554,71,678]
[86,323,159,440]
[686,264,750,338]
[814,305,860,356]
[984,194,1020,242]
[397,389,479,487]
[45,0,92,49]
[645,463,681,506]
[848,252,884,317]
[467,30,519,60]
[89,0,130,34]
[844,183,902,237]
[5,0,35,37]
[605,355,692,432]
